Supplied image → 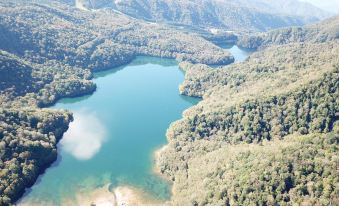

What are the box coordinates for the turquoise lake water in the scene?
[18,47,251,205]
[218,44,253,62]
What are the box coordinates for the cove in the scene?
[217,43,254,62]
[18,46,251,205]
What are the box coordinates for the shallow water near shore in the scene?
[18,46,250,205]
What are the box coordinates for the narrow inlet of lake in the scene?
[218,44,254,62]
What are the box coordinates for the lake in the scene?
[18,46,251,205]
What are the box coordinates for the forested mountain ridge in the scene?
[0,1,233,68]
[0,51,40,97]
[0,50,90,205]
[179,41,339,99]
[237,15,339,49]
[163,131,338,205]
[0,50,95,108]
[155,16,339,205]
[65,0,329,32]
[158,59,339,206]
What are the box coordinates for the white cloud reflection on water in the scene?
[60,109,107,160]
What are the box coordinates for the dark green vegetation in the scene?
[71,0,329,32]
[0,1,233,68]
[156,18,339,205]
[177,66,338,144]
[0,51,95,108]
[164,131,338,206]
[237,15,339,49]
[159,56,339,205]
[179,41,338,98]
[0,108,72,205]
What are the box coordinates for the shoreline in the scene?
[15,49,236,204]
[62,184,166,206]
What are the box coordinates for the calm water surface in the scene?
[18,47,251,205]
[218,44,253,62]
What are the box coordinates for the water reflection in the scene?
[94,56,178,79]
[60,109,107,160]
[129,56,177,67]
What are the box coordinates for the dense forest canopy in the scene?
[156,16,339,206]
[158,54,339,206]
[0,1,234,68]
[237,15,339,49]
[0,108,72,205]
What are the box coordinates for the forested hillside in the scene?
[156,24,339,205]
[0,50,95,108]
[0,108,72,205]
[0,1,233,68]
[237,15,339,49]
[179,41,338,99]
[67,0,329,32]
[164,131,338,205]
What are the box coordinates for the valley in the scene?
[0,1,338,206]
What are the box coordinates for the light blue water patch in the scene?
[228,45,253,62]
[217,43,254,62]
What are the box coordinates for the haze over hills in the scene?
[300,0,339,14]
[60,0,331,32]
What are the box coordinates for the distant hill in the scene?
[155,15,339,205]
[0,1,234,70]
[159,40,339,206]
[237,15,339,49]
[63,0,330,32]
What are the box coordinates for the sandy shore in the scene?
[19,146,172,206]
[61,184,165,206]
[114,186,164,206]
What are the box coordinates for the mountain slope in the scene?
[156,16,339,205]
[69,0,329,32]
[165,131,338,205]
[0,1,233,69]
[158,45,339,205]
[237,15,339,49]
[0,108,72,205]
